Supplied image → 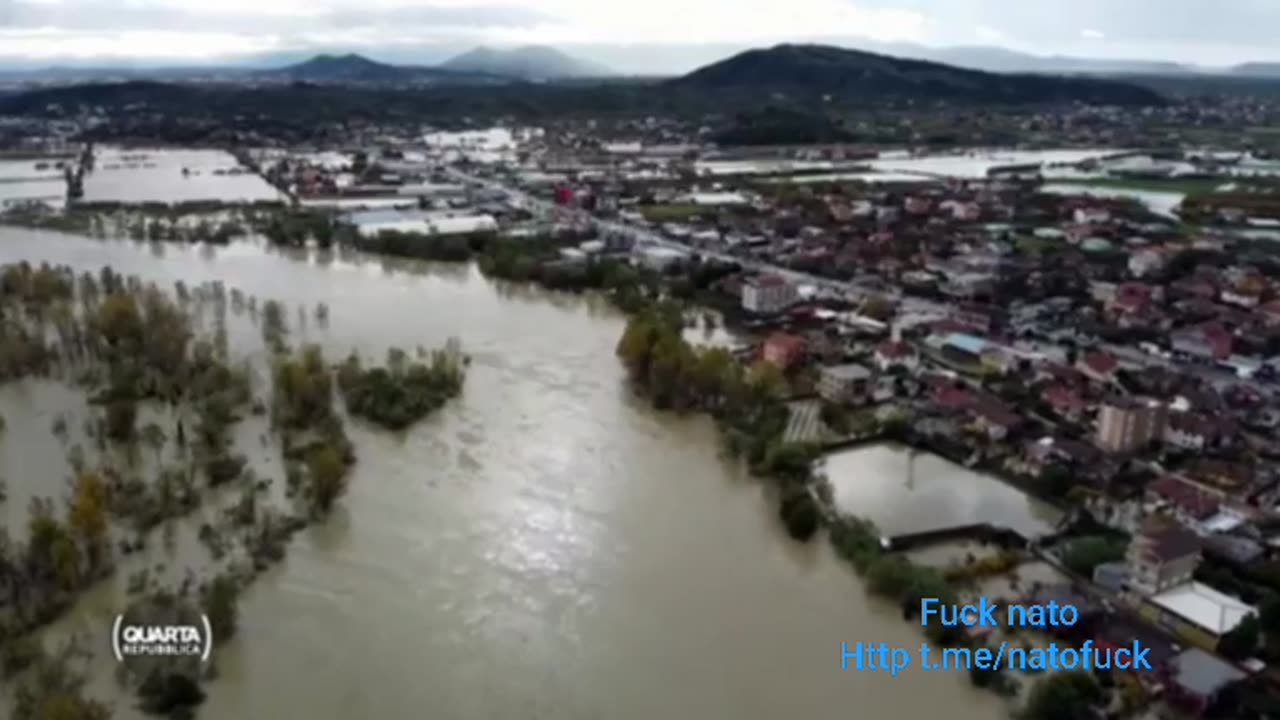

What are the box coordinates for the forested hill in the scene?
[668,44,1166,106]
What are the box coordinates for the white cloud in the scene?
[0,0,930,59]
[1080,28,1105,40]
[0,28,279,58]
[973,24,1005,43]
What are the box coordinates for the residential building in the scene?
[1127,517,1200,596]
[970,397,1024,441]
[1164,412,1221,452]
[741,274,797,315]
[1143,581,1257,651]
[1129,247,1169,278]
[817,364,872,405]
[874,340,918,372]
[1146,475,1221,527]
[633,245,688,271]
[1075,350,1119,384]
[1163,649,1248,717]
[1095,397,1168,454]
[761,333,806,371]
[1172,322,1234,361]
[1073,206,1111,225]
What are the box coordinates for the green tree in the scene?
[307,446,347,515]
[103,400,136,443]
[1039,463,1074,497]
[67,472,109,572]
[779,488,820,542]
[201,575,240,642]
[1218,614,1261,661]
[1061,536,1127,577]
[1259,594,1280,634]
[95,293,143,350]
[1021,671,1104,720]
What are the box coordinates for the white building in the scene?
[1127,520,1199,596]
[1148,582,1257,641]
[818,364,872,404]
[354,212,498,238]
[1129,248,1168,278]
[741,275,797,315]
[632,245,688,271]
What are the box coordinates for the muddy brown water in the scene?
[0,229,1013,720]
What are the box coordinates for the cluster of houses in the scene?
[725,251,1280,714]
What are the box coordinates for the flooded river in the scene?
[0,228,1010,720]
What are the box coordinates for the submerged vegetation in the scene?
[337,341,467,431]
[0,259,467,717]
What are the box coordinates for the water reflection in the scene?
[824,444,1060,537]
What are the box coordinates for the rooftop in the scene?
[941,332,989,355]
[823,363,872,381]
[1149,582,1257,637]
[1168,648,1247,697]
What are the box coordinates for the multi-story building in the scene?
[741,274,797,315]
[817,363,872,404]
[1127,517,1200,596]
[1096,397,1168,454]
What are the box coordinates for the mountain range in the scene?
[0,46,609,86]
[5,42,1280,85]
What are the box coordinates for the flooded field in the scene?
[0,228,1011,720]
[1040,183,1186,218]
[822,443,1061,538]
[83,148,285,205]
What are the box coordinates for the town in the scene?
[5,60,1280,720]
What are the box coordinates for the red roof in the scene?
[1147,475,1220,520]
[1078,351,1119,377]
[1113,283,1152,312]
[1258,299,1280,319]
[754,274,787,287]
[933,384,973,409]
[876,340,914,359]
[1199,322,1234,360]
[1043,385,1087,413]
[931,318,980,335]
[972,397,1023,428]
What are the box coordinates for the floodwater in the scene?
[0,159,67,210]
[823,444,1061,538]
[868,149,1129,179]
[82,148,285,205]
[1040,183,1185,218]
[0,228,1011,720]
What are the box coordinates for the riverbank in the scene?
[614,307,1049,704]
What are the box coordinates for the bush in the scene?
[780,488,821,541]
[337,344,465,431]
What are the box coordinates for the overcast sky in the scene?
[0,0,1275,70]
